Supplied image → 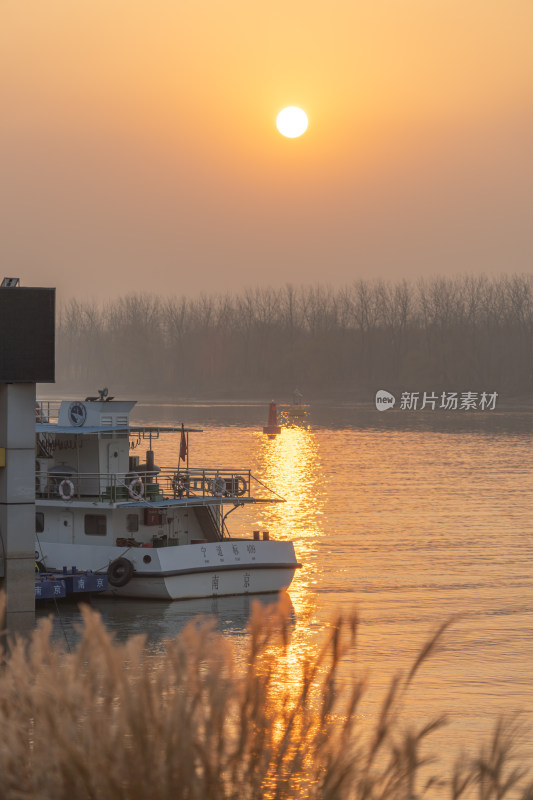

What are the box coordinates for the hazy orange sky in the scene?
[1,1,532,301]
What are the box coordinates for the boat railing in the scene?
[36,400,61,424]
[35,466,255,504]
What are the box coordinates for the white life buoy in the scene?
[211,476,226,496]
[128,477,144,500]
[234,476,247,496]
[58,479,75,501]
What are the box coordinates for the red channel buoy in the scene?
[263,401,281,435]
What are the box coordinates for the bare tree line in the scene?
[55,274,533,398]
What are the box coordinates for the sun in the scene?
[276,107,308,138]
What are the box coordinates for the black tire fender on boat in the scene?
[107,557,134,588]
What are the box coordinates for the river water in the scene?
[38,401,533,772]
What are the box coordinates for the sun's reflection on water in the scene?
[248,424,327,642]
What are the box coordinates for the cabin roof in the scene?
[36,425,202,435]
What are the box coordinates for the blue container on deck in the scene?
[35,579,66,600]
[61,571,107,594]
[35,570,108,600]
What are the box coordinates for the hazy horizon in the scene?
[2,1,532,303]
[50,275,533,405]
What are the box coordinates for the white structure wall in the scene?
[0,383,36,638]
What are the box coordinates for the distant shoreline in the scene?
[38,384,532,414]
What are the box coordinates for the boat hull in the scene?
[35,539,299,601]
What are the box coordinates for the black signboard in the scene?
[0,287,55,382]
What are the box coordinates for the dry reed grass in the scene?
[0,594,531,800]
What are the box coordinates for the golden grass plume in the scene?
[0,595,530,800]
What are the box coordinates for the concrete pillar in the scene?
[0,383,36,639]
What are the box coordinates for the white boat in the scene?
[34,392,300,600]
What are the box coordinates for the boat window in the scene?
[84,514,107,536]
[36,512,44,533]
[126,514,139,533]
